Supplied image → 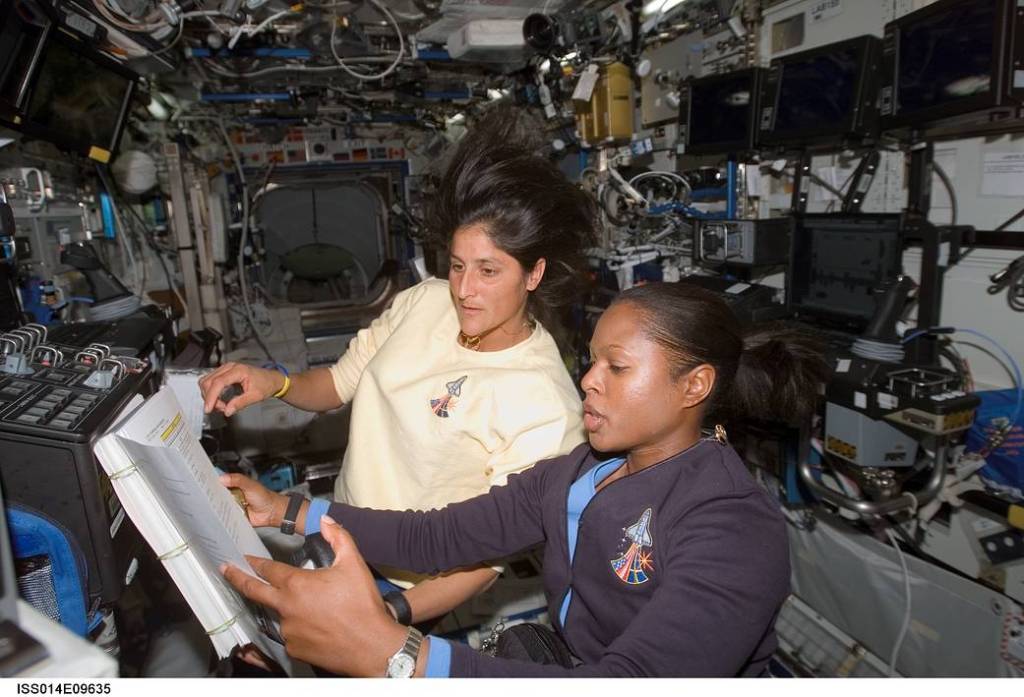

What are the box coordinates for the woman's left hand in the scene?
[219,473,287,529]
[222,516,410,676]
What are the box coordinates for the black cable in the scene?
[806,171,845,200]
[994,205,1024,233]
[825,162,862,213]
[988,254,1024,313]
[884,515,925,557]
[803,165,859,204]
[931,160,957,226]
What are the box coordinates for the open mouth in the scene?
[582,403,605,431]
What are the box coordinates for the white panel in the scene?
[640,33,703,126]
[790,512,1024,677]
[760,0,889,61]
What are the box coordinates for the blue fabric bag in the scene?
[965,388,1024,501]
[6,505,96,636]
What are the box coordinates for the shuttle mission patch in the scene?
[429,375,468,418]
[611,507,654,585]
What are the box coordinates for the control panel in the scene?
[0,324,149,443]
[0,324,151,606]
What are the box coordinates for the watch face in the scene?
[387,652,416,678]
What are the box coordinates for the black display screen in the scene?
[896,1,996,115]
[690,72,754,151]
[773,46,861,134]
[0,0,51,112]
[23,34,133,156]
[790,217,902,327]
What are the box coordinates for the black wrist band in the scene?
[280,493,305,535]
[383,590,412,626]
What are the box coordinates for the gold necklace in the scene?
[458,318,533,351]
[458,332,482,351]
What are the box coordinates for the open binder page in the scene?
[110,387,269,572]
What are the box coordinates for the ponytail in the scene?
[613,283,827,425]
[718,325,828,424]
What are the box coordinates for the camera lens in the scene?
[523,13,557,52]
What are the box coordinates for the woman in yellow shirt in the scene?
[199,110,595,625]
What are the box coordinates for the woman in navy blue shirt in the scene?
[221,281,827,677]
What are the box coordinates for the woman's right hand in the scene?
[219,472,288,528]
[199,362,285,417]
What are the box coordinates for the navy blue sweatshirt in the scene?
[327,439,790,677]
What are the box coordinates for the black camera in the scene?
[522,8,605,56]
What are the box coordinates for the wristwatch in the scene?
[383,590,413,626]
[385,626,423,678]
[279,493,305,535]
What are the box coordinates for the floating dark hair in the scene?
[423,108,597,330]
[612,282,829,424]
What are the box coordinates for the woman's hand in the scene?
[219,473,288,529]
[222,516,415,677]
[199,362,285,417]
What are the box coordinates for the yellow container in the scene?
[574,62,634,146]
[600,62,633,143]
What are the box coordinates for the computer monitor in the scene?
[758,35,883,148]
[787,214,903,332]
[879,0,1024,129]
[0,0,55,121]
[6,29,136,163]
[681,68,762,156]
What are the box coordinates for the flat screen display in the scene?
[0,0,51,113]
[896,1,996,116]
[790,216,902,327]
[689,71,755,152]
[773,46,861,134]
[22,33,134,158]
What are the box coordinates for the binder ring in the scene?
[157,542,189,561]
[109,464,138,480]
[206,614,240,636]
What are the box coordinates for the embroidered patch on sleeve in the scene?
[611,507,654,585]
[429,375,467,418]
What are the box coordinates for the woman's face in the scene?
[580,302,712,461]
[449,223,545,350]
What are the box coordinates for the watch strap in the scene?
[280,493,304,535]
[383,590,413,626]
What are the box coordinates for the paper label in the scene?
[810,0,842,23]
[572,65,600,103]
[835,359,851,373]
[981,152,1024,197]
[878,393,899,409]
[725,282,751,294]
[854,391,867,409]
